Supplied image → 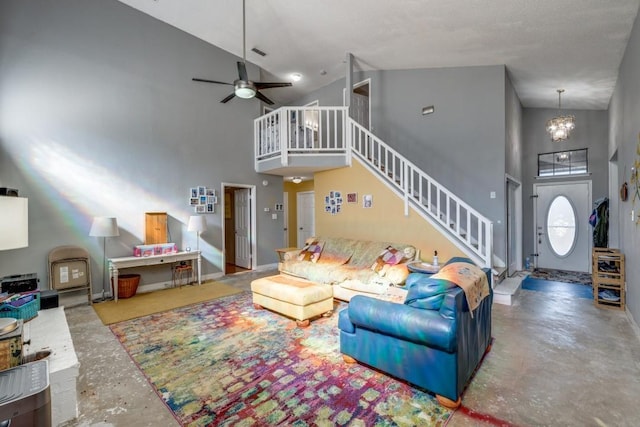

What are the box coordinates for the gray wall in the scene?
[296,66,509,262]
[505,74,523,181]
[609,9,640,325]
[521,108,609,266]
[0,0,283,293]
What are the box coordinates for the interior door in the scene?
[534,182,591,272]
[283,191,289,246]
[297,191,315,247]
[234,188,252,269]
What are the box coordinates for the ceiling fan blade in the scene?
[254,82,293,90]
[220,93,236,103]
[255,91,275,105]
[237,62,249,82]
[192,78,234,86]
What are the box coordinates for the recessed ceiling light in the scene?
[291,73,302,82]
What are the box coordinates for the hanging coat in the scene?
[593,198,609,248]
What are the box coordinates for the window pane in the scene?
[537,149,588,177]
[547,195,576,257]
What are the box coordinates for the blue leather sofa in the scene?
[338,257,492,408]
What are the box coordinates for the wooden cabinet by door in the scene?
[145,212,167,244]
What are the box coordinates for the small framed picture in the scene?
[207,196,216,204]
[200,196,207,204]
[189,198,199,206]
[206,188,215,196]
[190,188,198,198]
[198,186,206,196]
[347,193,357,203]
[363,194,373,208]
[195,205,205,213]
[206,204,214,213]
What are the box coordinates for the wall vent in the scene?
[251,47,267,57]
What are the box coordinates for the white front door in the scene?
[234,188,251,269]
[534,181,591,272]
[297,191,315,247]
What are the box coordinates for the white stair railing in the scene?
[349,120,493,268]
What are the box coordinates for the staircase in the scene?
[254,106,493,269]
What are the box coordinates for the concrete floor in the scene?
[61,269,640,427]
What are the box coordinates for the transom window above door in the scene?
[538,149,588,177]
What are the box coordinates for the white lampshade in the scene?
[89,217,119,237]
[187,215,207,232]
[0,196,28,251]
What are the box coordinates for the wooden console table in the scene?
[109,251,201,301]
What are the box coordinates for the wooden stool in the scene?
[172,264,193,288]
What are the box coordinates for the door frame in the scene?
[343,78,371,131]
[608,151,619,248]
[505,174,522,276]
[221,182,257,270]
[283,191,289,246]
[533,180,592,272]
[296,191,315,247]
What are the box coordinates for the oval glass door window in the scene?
[546,195,577,257]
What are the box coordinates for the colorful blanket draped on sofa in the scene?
[432,262,490,315]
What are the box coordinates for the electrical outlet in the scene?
[490,191,496,199]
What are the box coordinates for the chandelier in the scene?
[546,89,575,142]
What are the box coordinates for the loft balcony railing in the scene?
[254,106,493,268]
[254,106,349,169]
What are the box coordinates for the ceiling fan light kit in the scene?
[235,81,256,99]
[191,0,292,105]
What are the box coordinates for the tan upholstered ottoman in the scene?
[251,274,334,327]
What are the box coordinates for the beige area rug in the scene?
[93,281,242,325]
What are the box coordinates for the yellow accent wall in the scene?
[314,160,465,263]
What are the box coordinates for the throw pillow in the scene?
[297,240,324,263]
[371,246,405,273]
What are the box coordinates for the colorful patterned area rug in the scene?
[529,268,592,286]
[111,292,452,426]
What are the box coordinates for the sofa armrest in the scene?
[343,295,456,353]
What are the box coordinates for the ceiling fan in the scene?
[192,0,292,105]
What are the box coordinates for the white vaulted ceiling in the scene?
[118,0,640,109]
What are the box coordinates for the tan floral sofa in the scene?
[278,236,418,301]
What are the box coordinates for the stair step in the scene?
[493,274,523,306]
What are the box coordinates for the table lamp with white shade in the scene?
[187,215,207,252]
[89,216,119,300]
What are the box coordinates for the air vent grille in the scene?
[251,47,267,57]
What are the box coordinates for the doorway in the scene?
[283,191,289,246]
[296,191,315,247]
[343,78,371,130]
[506,175,522,276]
[608,151,619,248]
[533,181,591,272]
[222,183,257,274]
